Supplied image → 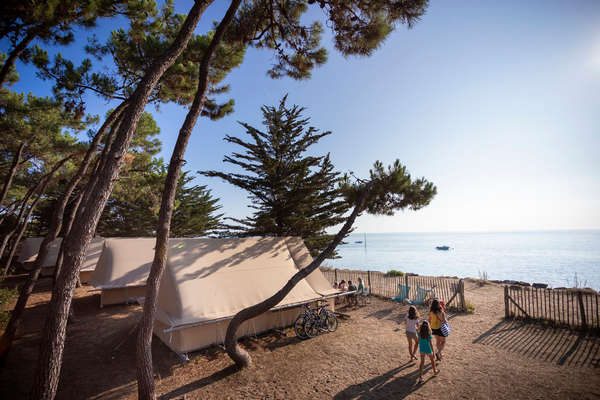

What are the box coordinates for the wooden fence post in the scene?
[334,268,338,284]
[404,274,409,299]
[367,270,371,289]
[459,279,466,311]
[577,291,587,330]
[504,286,509,319]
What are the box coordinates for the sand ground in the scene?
[0,278,598,399]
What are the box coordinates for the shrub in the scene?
[385,269,404,277]
[465,300,476,314]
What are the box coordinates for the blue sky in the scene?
[4,0,600,233]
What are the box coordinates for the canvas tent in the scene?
[91,237,155,306]
[91,236,340,353]
[17,237,104,281]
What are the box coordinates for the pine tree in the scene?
[203,96,349,255]
[0,0,149,88]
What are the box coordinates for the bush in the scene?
[465,300,476,314]
[385,269,404,277]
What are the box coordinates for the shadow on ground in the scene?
[333,362,432,399]
[474,319,600,368]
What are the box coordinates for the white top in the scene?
[405,316,419,333]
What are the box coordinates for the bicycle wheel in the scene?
[325,313,338,332]
[304,318,320,338]
[294,315,308,339]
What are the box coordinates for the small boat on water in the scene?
[355,241,363,244]
[436,246,451,251]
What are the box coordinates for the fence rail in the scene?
[504,285,600,332]
[320,267,465,311]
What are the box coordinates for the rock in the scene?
[532,283,548,289]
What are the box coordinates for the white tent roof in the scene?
[17,237,104,270]
[91,237,339,327]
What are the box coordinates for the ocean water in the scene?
[322,230,600,290]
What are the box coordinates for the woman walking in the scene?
[428,299,448,361]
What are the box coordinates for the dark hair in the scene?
[408,305,419,320]
[430,299,442,313]
[419,320,431,338]
[340,280,346,284]
[348,280,353,285]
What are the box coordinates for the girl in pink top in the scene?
[405,306,420,361]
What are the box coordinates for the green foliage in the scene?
[97,166,222,238]
[0,87,91,209]
[0,0,153,64]
[341,159,437,215]
[0,285,17,330]
[385,269,404,277]
[203,96,350,255]
[226,0,428,79]
[35,1,245,117]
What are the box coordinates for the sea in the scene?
[322,230,600,291]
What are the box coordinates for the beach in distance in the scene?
[323,230,600,291]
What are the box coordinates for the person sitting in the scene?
[333,281,339,289]
[357,277,365,294]
[347,280,358,306]
[336,280,347,305]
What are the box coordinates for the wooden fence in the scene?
[320,267,466,311]
[504,285,600,332]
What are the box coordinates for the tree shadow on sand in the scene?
[333,361,435,400]
[474,319,600,368]
[158,365,239,400]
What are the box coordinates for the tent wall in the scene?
[79,270,94,284]
[100,286,147,307]
[154,306,304,354]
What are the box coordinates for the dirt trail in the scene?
[0,279,598,399]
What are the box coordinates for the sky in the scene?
[4,0,600,233]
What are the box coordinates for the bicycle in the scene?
[294,302,338,339]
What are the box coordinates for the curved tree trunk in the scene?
[225,187,370,367]
[0,142,25,207]
[31,3,212,399]
[0,30,35,88]
[0,106,123,366]
[136,2,242,398]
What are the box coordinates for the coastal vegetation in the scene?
[385,269,405,277]
[203,96,350,256]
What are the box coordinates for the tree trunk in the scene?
[136,2,241,398]
[0,107,123,365]
[75,111,124,220]
[0,156,70,276]
[0,142,25,207]
[1,165,62,275]
[0,233,13,263]
[53,107,125,283]
[53,190,84,283]
[0,30,35,88]
[31,3,212,399]
[224,186,370,367]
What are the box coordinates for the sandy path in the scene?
[1,279,598,399]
